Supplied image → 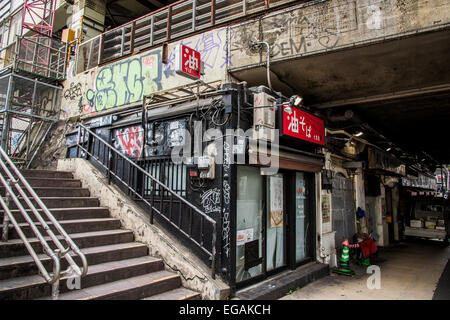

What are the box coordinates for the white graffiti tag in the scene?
[200,188,221,213]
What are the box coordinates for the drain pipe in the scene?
[250,41,272,90]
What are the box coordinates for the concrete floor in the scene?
[281,239,450,300]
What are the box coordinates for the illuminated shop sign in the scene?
[280,103,325,146]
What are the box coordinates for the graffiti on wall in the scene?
[200,188,221,214]
[84,50,162,113]
[113,125,144,160]
[164,28,234,78]
[231,1,361,61]
[63,82,82,101]
[222,141,231,258]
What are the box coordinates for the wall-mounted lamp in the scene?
[285,95,303,113]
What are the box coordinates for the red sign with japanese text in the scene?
[175,44,201,80]
[282,103,325,146]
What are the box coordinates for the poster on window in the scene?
[321,194,331,223]
[237,228,254,246]
[270,175,284,227]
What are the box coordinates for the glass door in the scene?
[295,172,307,262]
[266,173,286,271]
[236,166,264,283]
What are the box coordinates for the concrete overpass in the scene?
[62,0,450,163]
[227,0,450,163]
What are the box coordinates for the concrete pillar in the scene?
[392,184,400,241]
[317,153,338,267]
[375,183,389,247]
[354,168,368,234]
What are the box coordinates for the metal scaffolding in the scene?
[0,0,66,167]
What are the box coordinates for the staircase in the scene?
[0,169,201,300]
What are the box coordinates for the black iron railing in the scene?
[75,123,217,278]
[76,0,298,73]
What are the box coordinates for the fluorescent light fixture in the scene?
[354,131,363,137]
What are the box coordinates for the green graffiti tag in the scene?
[85,50,161,113]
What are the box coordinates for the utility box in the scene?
[61,28,76,43]
[252,89,277,142]
[253,91,276,128]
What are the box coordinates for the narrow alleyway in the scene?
[281,239,450,300]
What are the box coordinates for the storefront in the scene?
[233,87,325,288]
[65,82,326,292]
[235,164,320,287]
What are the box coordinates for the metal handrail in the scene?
[76,0,297,72]
[0,145,88,299]
[75,123,217,278]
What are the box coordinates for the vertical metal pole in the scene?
[76,126,81,158]
[211,0,216,26]
[192,0,196,31]
[1,179,12,242]
[150,15,154,47]
[130,22,136,54]
[166,6,172,41]
[150,179,155,224]
[107,131,112,185]
[120,27,125,56]
[98,34,104,66]
[1,75,14,152]
[211,223,216,279]
[51,249,61,300]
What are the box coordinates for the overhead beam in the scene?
[312,84,450,109]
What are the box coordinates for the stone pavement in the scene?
[281,239,450,300]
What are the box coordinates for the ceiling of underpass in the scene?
[105,0,178,28]
[230,29,450,165]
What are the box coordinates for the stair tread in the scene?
[1,217,120,228]
[39,270,179,300]
[0,256,162,292]
[18,177,80,181]
[142,287,201,300]
[0,242,148,267]
[0,187,88,190]
[19,170,73,174]
[0,229,133,247]
[5,207,109,213]
[14,197,98,200]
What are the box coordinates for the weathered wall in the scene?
[229,0,450,70]
[61,0,450,119]
[57,158,231,300]
[61,27,232,119]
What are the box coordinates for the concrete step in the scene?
[0,229,135,258]
[142,287,201,300]
[39,270,181,300]
[19,178,82,188]
[18,170,74,179]
[0,242,149,280]
[0,187,90,198]
[0,207,110,223]
[0,256,164,300]
[7,197,100,210]
[1,218,121,240]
